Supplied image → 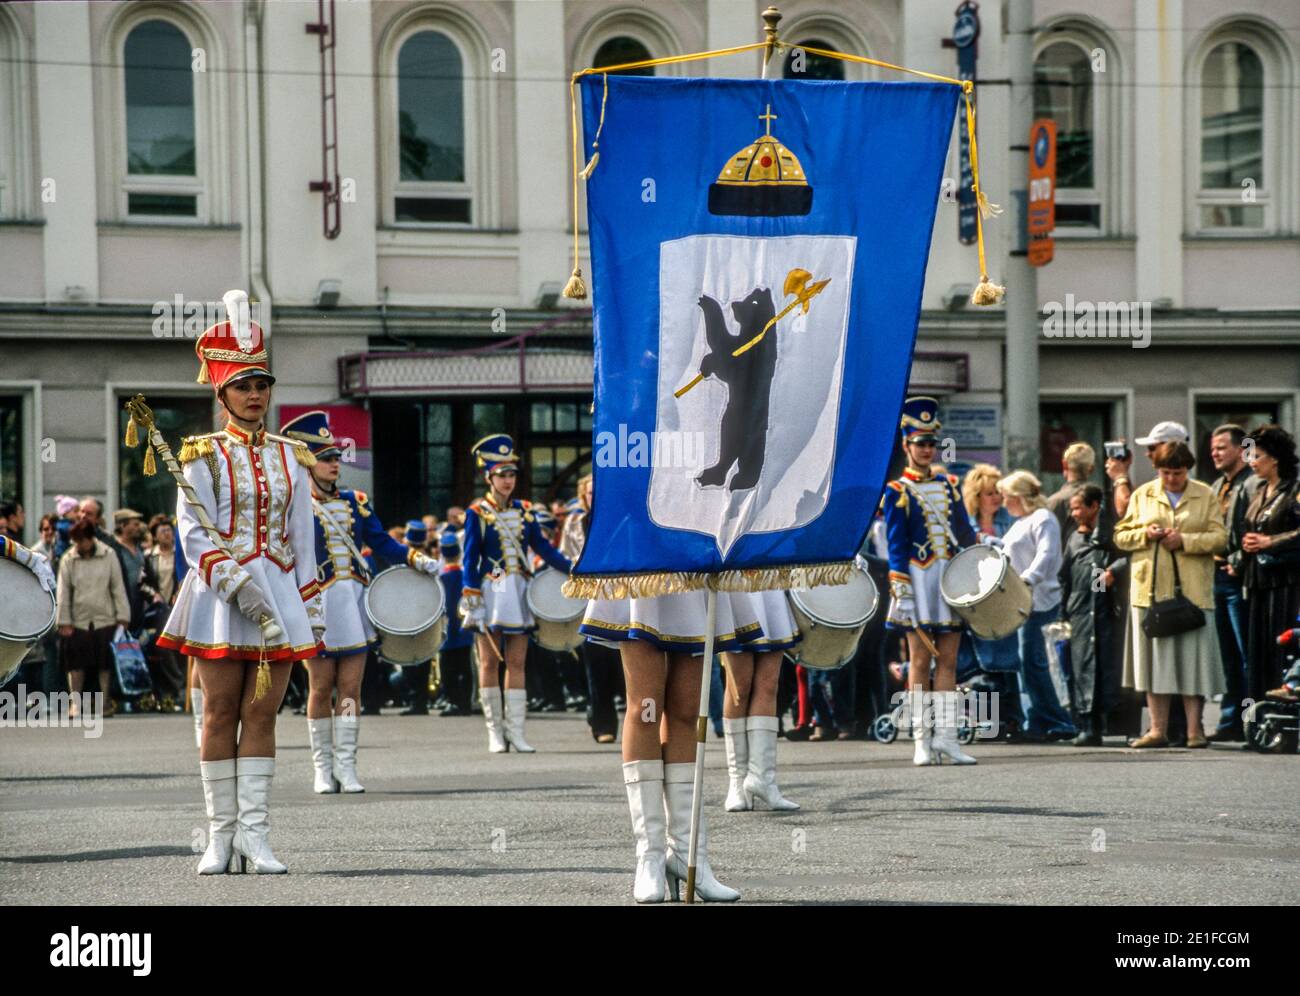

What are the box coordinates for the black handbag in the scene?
[1141,543,1206,639]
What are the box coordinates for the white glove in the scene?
[459,591,486,628]
[29,551,56,593]
[234,579,274,625]
[890,595,916,628]
[411,551,439,576]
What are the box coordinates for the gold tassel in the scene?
[196,361,209,385]
[253,660,270,702]
[562,268,587,301]
[292,444,317,468]
[177,436,213,464]
[124,418,139,448]
[976,189,1003,220]
[143,445,157,477]
[971,275,1006,306]
[579,148,599,179]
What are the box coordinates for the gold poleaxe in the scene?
[675,267,831,398]
[124,394,284,700]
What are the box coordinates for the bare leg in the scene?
[620,641,667,763]
[333,653,366,716]
[476,631,504,690]
[931,632,960,692]
[305,658,337,719]
[1182,694,1204,740]
[1146,692,1170,738]
[720,652,754,719]
[662,652,703,764]
[502,633,528,690]
[235,661,294,758]
[197,659,243,762]
[905,631,934,692]
[748,650,782,717]
[68,670,84,716]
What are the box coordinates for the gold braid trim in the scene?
[265,432,317,468]
[560,561,855,600]
[177,435,216,464]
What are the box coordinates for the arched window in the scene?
[1033,41,1098,228]
[123,19,197,217]
[782,39,845,81]
[395,30,470,223]
[1198,41,1264,229]
[593,36,654,76]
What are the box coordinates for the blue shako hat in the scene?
[899,396,941,442]
[404,519,427,544]
[473,433,519,475]
[438,530,461,556]
[281,409,341,459]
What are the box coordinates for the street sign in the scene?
[1027,118,1055,266]
[953,2,980,246]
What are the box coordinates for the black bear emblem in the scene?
[694,287,778,491]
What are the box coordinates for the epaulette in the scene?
[177,433,219,465]
[352,490,372,517]
[885,480,909,511]
[945,473,960,486]
[470,498,495,525]
[265,432,317,467]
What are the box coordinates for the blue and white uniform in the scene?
[462,494,571,633]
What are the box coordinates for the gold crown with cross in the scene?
[708,104,814,217]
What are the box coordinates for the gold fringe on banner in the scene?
[561,561,855,600]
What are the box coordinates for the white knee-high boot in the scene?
[743,715,799,810]
[479,688,507,753]
[190,687,204,750]
[308,718,338,794]
[931,690,977,765]
[663,763,740,902]
[333,715,365,792]
[911,689,934,766]
[623,760,667,903]
[722,717,751,811]
[196,758,237,875]
[231,757,288,874]
[503,688,536,753]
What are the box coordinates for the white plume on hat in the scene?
[223,288,253,352]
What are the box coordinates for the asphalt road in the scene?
[2,709,1297,905]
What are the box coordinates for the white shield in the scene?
[651,234,856,556]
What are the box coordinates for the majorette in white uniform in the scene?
[580,591,762,654]
[880,396,978,766]
[459,434,572,753]
[156,293,323,875]
[280,409,441,795]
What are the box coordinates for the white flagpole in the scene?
[684,4,783,905]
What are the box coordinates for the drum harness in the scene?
[312,496,373,584]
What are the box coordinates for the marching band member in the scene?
[280,410,441,794]
[581,589,758,903]
[460,435,572,753]
[882,397,978,766]
[720,591,800,811]
[0,534,58,593]
[157,292,325,875]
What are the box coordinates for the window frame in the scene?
[1188,26,1280,237]
[380,9,498,231]
[0,7,34,221]
[100,4,227,226]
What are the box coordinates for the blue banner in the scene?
[573,76,958,588]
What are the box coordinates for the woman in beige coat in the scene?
[1113,442,1226,748]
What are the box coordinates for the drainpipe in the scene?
[244,2,273,333]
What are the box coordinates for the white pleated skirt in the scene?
[580,590,763,655]
[320,576,377,657]
[886,559,963,631]
[730,589,800,651]
[472,572,534,634]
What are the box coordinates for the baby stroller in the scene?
[1243,625,1300,754]
[872,687,979,745]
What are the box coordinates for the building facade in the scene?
[1,0,1297,538]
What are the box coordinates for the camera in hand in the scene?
[1104,440,1130,461]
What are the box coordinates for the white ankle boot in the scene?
[623,760,667,903]
[190,687,204,750]
[480,688,508,753]
[308,718,338,794]
[723,717,751,811]
[744,715,799,810]
[333,715,365,792]
[197,759,237,875]
[931,691,977,765]
[663,763,740,902]
[232,757,288,874]
[911,691,934,766]
[503,689,536,753]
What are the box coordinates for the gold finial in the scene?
[759,103,777,136]
[761,6,782,67]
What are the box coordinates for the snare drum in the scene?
[788,565,879,671]
[0,559,57,686]
[940,545,1031,640]
[364,566,446,665]
[526,569,585,653]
